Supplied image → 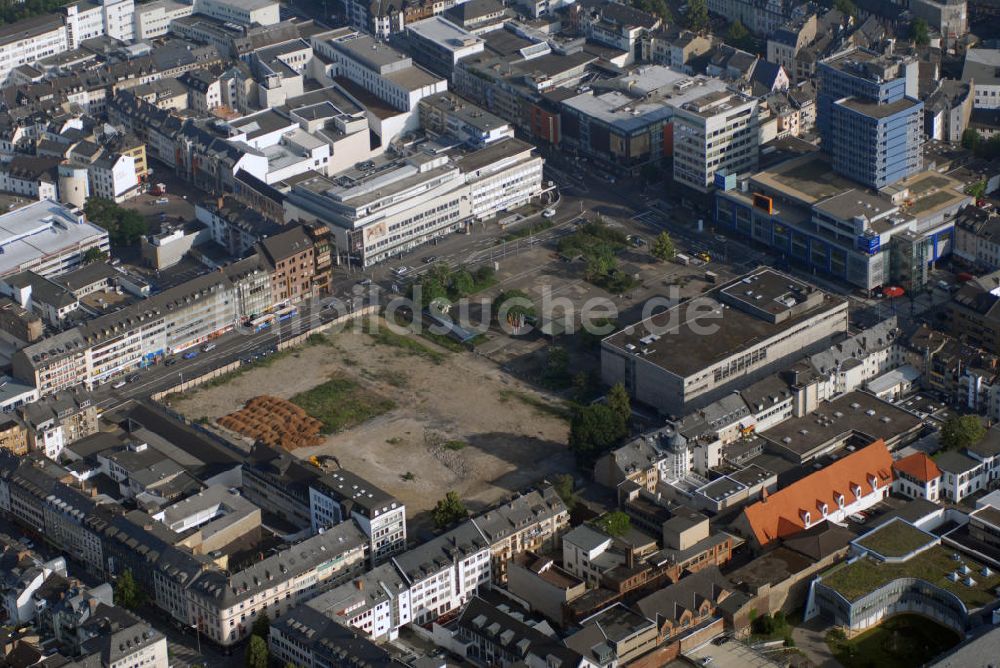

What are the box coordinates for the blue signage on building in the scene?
[857,235,880,255]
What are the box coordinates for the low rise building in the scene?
[673,91,759,193]
[733,439,893,550]
[602,268,849,415]
[893,452,942,501]
[392,521,490,625]
[309,469,407,565]
[809,518,998,635]
[285,138,543,267]
[0,200,109,280]
[471,486,569,583]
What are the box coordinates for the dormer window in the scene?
[835,493,845,508]
[800,510,811,527]
[851,483,862,498]
[817,502,829,516]
[868,474,878,490]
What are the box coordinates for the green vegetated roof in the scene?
[821,545,1000,607]
[855,519,936,558]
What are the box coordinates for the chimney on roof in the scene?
[355,579,364,591]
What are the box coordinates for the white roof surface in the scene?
[0,201,107,277]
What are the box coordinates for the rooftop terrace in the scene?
[821,544,1000,607]
[854,518,937,559]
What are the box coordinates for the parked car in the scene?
[165,358,177,366]
[201,343,217,352]
[183,351,198,359]
[112,380,127,389]
[155,197,169,205]
[849,513,867,524]
[127,374,141,383]
[422,255,439,264]
[542,209,556,218]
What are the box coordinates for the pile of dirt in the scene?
[217,395,324,450]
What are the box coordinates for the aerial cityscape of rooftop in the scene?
[1,0,1000,666]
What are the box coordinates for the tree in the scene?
[432,491,468,529]
[910,17,930,45]
[542,346,571,389]
[607,383,631,427]
[967,180,987,200]
[684,0,709,31]
[552,473,577,510]
[84,198,148,247]
[569,404,627,466]
[833,0,857,17]
[82,247,108,264]
[114,570,145,610]
[449,268,476,298]
[940,415,986,451]
[726,19,753,51]
[251,612,270,639]
[244,635,269,668]
[633,0,672,22]
[962,128,982,151]
[651,231,676,262]
[595,511,631,536]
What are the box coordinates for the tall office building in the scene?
[817,48,923,189]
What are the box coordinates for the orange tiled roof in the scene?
[742,439,893,547]
[892,451,942,483]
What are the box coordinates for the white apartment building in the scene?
[64,0,135,48]
[460,138,544,221]
[194,0,279,26]
[311,28,447,120]
[673,91,759,193]
[88,153,139,203]
[561,525,616,587]
[285,138,544,267]
[963,49,1000,110]
[285,152,469,267]
[64,1,107,50]
[0,18,68,85]
[309,470,407,565]
[392,522,491,625]
[286,563,412,645]
[133,0,194,39]
[1,555,68,624]
[0,201,109,280]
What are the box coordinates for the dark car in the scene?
[422,255,439,264]
[127,374,141,383]
[165,358,178,366]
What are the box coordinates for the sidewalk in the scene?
[791,617,844,668]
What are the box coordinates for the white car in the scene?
[112,380,127,389]
[542,209,556,218]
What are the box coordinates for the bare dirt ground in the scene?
[170,320,572,531]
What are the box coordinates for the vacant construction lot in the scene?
[170,319,572,527]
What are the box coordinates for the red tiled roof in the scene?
[742,440,893,547]
[892,451,942,483]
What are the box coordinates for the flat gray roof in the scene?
[762,390,923,459]
[603,269,846,378]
